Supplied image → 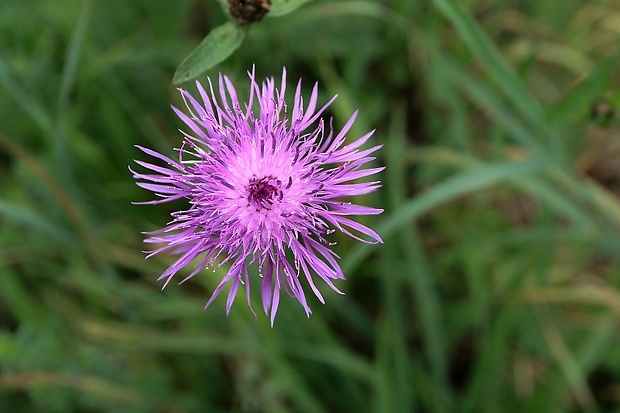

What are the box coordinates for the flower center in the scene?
[247,176,282,210]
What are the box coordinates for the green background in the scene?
[2,0,620,411]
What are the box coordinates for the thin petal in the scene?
[321,214,383,244]
[261,259,274,316]
[270,275,281,327]
[226,276,241,315]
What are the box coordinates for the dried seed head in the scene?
[228,0,271,24]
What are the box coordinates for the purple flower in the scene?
[132,68,383,325]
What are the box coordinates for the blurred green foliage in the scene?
[2,0,620,412]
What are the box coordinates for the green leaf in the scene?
[430,0,549,137]
[269,0,314,17]
[342,158,549,274]
[173,22,246,85]
[0,200,77,246]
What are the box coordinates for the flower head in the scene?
[132,68,383,325]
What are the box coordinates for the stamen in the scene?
[247,176,285,210]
